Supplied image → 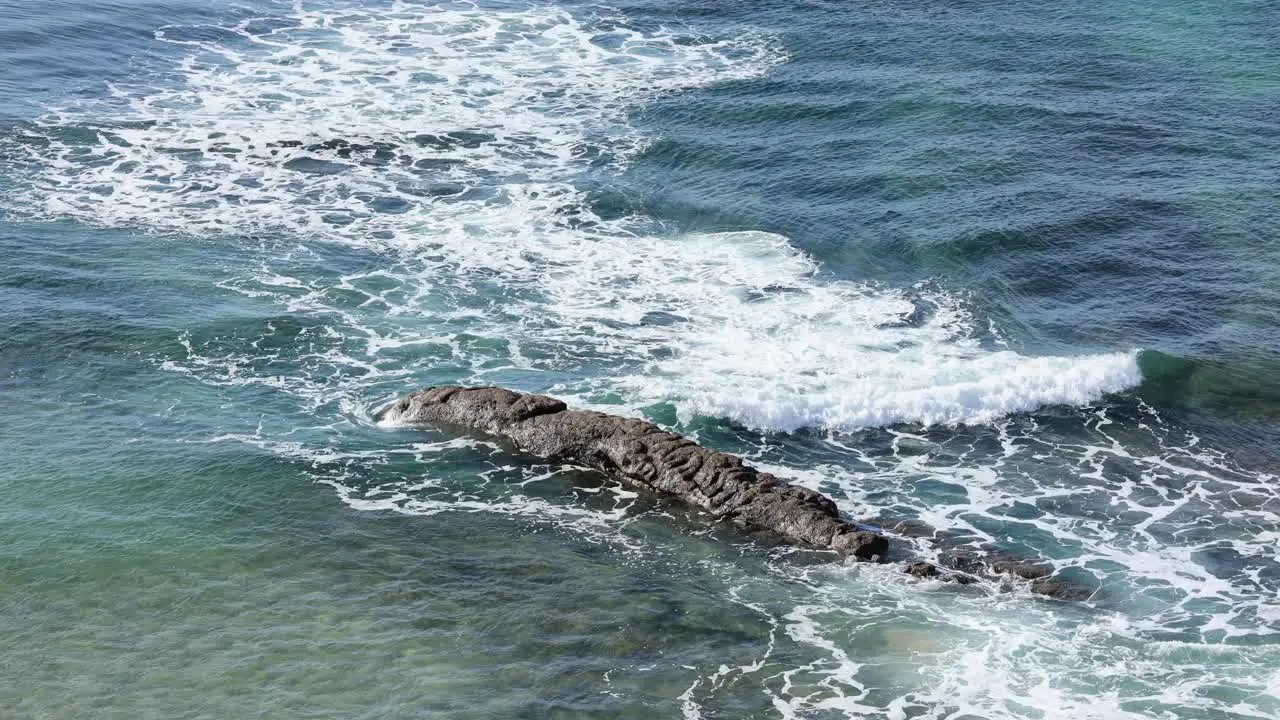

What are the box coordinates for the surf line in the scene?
[382,386,1088,599]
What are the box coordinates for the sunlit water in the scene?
[2,1,1277,718]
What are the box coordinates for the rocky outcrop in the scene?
[383,386,1092,600]
[381,386,887,559]
[860,516,1095,600]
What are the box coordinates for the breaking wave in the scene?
[1,0,1140,431]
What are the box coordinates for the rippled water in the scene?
[2,1,1277,718]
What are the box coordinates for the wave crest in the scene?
[2,2,1139,431]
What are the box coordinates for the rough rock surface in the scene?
[385,386,1092,600]
[862,516,1091,599]
[382,386,888,559]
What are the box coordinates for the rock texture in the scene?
[382,386,888,560]
[861,516,1093,599]
[384,386,1092,600]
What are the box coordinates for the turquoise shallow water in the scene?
[2,1,1278,718]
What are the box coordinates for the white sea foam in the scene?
[611,231,1143,430]
[3,0,1140,432]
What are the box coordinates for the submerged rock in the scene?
[903,560,940,578]
[382,386,888,560]
[880,525,1091,600]
[902,560,976,585]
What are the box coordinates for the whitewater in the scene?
[5,1,1141,432]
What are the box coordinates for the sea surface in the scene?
[2,1,1278,718]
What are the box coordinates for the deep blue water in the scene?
[2,1,1278,718]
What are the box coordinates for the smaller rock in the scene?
[904,561,939,578]
[902,561,976,585]
[861,516,939,540]
[938,550,988,576]
[990,559,1053,580]
[832,529,889,560]
[1028,576,1094,601]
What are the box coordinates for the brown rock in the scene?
[904,561,940,578]
[384,386,1097,601]
[383,386,888,560]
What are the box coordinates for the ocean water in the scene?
[1,0,1277,717]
